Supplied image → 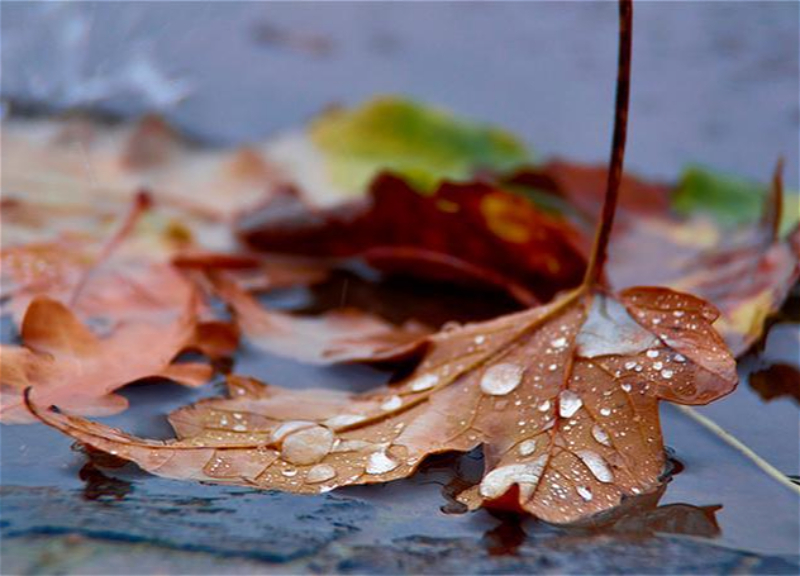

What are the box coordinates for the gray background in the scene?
[2,1,798,186]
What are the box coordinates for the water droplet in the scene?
[479,456,548,500]
[366,450,399,474]
[621,383,632,392]
[646,350,659,358]
[538,400,551,412]
[410,373,439,392]
[306,464,337,484]
[480,363,524,396]
[332,439,374,453]
[271,421,315,443]
[281,467,298,477]
[559,390,583,418]
[474,335,486,345]
[673,311,684,318]
[576,450,614,483]
[661,369,674,379]
[675,354,686,363]
[600,408,611,417]
[576,485,593,501]
[577,296,659,357]
[592,424,611,446]
[548,363,558,371]
[380,395,402,411]
[233,424,247,432]
[325,414,366,429]
[518,439,537,456]
[624,361,637,370]
[653,361,663,370]
[551,337,568,349]
[281,425,334,465]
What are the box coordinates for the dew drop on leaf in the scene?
[366,449,399,474]
[576,450,614,483]
[280,425,334,465]
[480,363,524,396]
[306,463,337,484]
[409,373,439,392]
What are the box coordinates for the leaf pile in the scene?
[2,22,794,525]
[241,114,800,355]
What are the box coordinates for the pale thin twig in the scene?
[674,404,800,496]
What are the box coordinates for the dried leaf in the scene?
[239,174,587,303]
[28,285,737,523]
[750,363,800,405]
[266,96,530,203]
[210,273,431,364]
[1,295,210,423]
[510,160,800,355]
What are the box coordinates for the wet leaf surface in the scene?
[29,285,737,524]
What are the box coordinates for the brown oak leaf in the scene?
[27,285,737,523]
[1,295,212,423]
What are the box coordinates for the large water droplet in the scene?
[576,485,593,501]
[271,421,315,443]
[332,439,374,453]
[324,414,366,429]
[281,425,334,465]
[409,373,439,392]
[306,463,337,484]
[518,439,537,457]
[366,450,400,474]
[479,456,548,500]
[538,400,551,412]
[380,395,402,411]
[480,363,524,396]
[576,450,614,483]
[592,424,611,446]
[576,296,659,358]
[559,390,583,418]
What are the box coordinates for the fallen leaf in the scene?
[749,364,800,405]
[2,114,282,222]
[239,174,588,303]
[1,296,210,423]
[265,96,530,204]
[23,0,740,525]
[209,273,431,364]
[27,285,737,522]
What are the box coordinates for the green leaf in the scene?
[673,165,799,235]
[310,96,530,194]
[672,165,767,227]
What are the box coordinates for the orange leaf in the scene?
[28,285,737,523]
[210,273,431,364]
[0,290,212,423]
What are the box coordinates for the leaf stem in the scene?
[764,156,784,242]
[582,0,633,289]
[674,404,800,497]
